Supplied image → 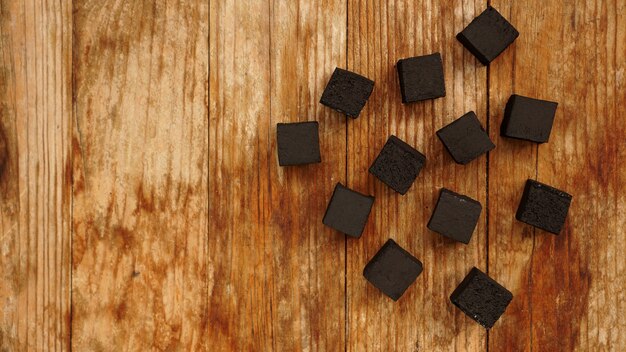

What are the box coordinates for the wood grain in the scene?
[0,1,72,350]
[346,1,487,351]
[268,0,347,350]
[0,1,623,350]
[72,1,208,350]
[209,0,346,350]
[489,0,626,351]
[486,2,538,350]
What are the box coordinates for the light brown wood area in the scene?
[0,0,624,351]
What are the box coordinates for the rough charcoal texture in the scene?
[516,179,572,234]
[500,94,559,143]
[363,239,423,301]
[436,111,495,165]
[456,6,519,65]
[323,183,374,238]
[276,121,321,166]
[450,267,513,329]
[319,68,374,118]
[427,188,482,244]
[368,135,426,195]
[396,53,446,103]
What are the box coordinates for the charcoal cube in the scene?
[396,53,446,103]
[369,135,426,195]
[456,6,519,65]
[427,188,482,244]
[516,179,572,234]
[500,95,559,143]
[436,111,495,165]
[320,68,374,118]
[363,239,423,301]
[450,267,513,329]
[276,121,321,166]
[323,183,374,238]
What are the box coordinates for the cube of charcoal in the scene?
[319,68,374,118]
[516,179,572,234]
[456,6,519,65]
[323,183,374,238]
[369,135,426,195]
[427,188,482,244]
[276,121,321,166]
[436,111,495,165]
[450,267,513,329]
[363,239,423,301]
[396,53,446,103]
[500,95,559,143]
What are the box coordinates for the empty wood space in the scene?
[0,0,624,351]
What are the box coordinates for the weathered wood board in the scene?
[489,1,626,350]
[346,1,487,351]
[0,0,623,350]
[72,1,209,350]
[0,1,72,350]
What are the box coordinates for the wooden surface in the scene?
[0,0,624,351]
[346,1,486,351]
[72,1,208,350]
[0,1,72,350]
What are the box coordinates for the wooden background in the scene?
[0,0,624,351]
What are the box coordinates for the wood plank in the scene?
[486,2,537,350]
[268,0,347,350]
[71,1,209,350]
[489,0,626,350]
[346,1,487,350]
[0,1,72,350]
[208,0,347,349]
[208,1,272,349]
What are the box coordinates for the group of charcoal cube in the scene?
[275,6,572,329]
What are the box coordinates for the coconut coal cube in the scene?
[396,53,446,103]
[319,68,374,118]
[368,135,426,195]
[456,6,519,65]
[363,239,423,301]
[450,267,513,329]
[323,183,374,238]
[500,94,559,143]
[427,188,482,244]
[516,179,572,234]
[276,121,321,166]
[436,111,495,165]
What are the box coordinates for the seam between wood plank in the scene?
[344,2,349,352]
[266,0,276,352]
[70,1,77,349]
[208,0,213,352]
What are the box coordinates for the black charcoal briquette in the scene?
[396,53,446,103]
[450,267,513,329]
[369,135,426,195]
[516,179,572,234]
[276,121,321,166]
[363,239,423,301]
[319,68,374,118]
[500,94,559,143]
[456,6,519,65]
[427,188,482,244]
[323,183,374,238]
[436,111,495,165]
